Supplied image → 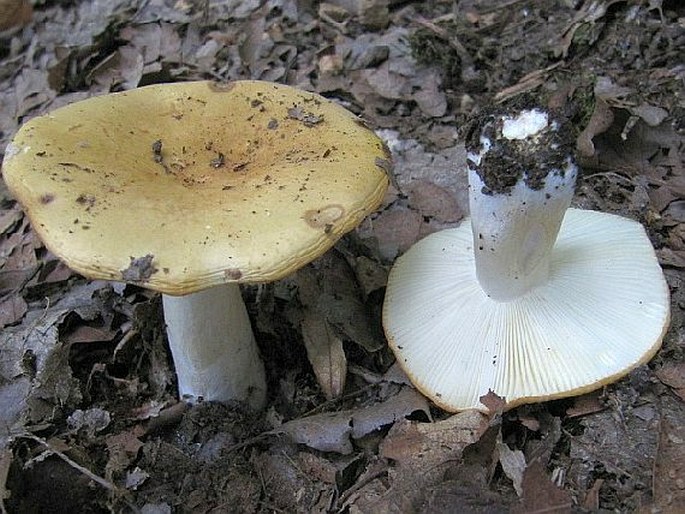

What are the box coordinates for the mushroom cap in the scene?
[383,208,670,412]
[3,80,390,295]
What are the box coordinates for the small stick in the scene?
[21,433,121,493]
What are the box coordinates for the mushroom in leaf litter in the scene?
[3,80,390,409]
[383,105,670,412]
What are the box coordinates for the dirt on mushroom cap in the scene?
[3,80,390,295]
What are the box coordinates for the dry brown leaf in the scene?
[3,231,37,272]
[0,207,23,236]
[566,391,607,418]
[512,459,573,514]
[556,1,623,58]
[652,403,685,511]
[408,180,462,223]
[479,389,506,415]
[517,415,540,432]
[87,46,144,91]
[657,248,685,270]
[380,410,488,465]
[345,411,490,513]
[295,254,383,353]
[63,324,118,345]
[370,205,423,260]
[582,478,604,511]
[301,313,347,400]
[66,408,111,436]
[276,387,431,454]
[350,255,388,298]
[350,388,430,439]
[37,259,75,284]
[104,426,145,481]
[278,410,355,454]
[497,442,526,496]
[0,294,27,328]
[576,97,614,158]
[255,450,337,512]
[655,362,685,400]
[0,0,32,32]
[631,103,669,126]
[0,447,11,513]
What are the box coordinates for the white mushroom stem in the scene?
[162,284,266,409]
[467,109,578,302]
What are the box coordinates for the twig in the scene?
[560,428,634,479]
[335,463,390,509]
[21,433,120,492]
[476,0,529,15]
[410,16,474,67]
[19,433,140,512]
[493,62,563,102]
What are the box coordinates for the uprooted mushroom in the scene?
[383,104,670,412]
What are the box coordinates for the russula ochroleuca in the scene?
[383,105,670,412]
[4,80,390,409]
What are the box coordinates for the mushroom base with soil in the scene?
[162,284,266,409]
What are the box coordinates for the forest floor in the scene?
[0,0,683,512]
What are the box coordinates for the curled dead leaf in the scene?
[301,314,347,400]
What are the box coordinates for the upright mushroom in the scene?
[3,80,390,409]
[383,104,670,412]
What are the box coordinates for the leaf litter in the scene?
[0,0,683,512]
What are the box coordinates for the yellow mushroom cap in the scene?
[3,80,390,295]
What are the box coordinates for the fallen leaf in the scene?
[630,103,669,126]
[497,442,526,496]
[277,410,354,454]
[381,361,412,385]
[125,467,150,490]
[566,391,607,417]
[345,410,489,513]
[67,408,111,437]
[582,479,604,511]
[105,426,145,481]
[301,313,347,400]
[350,255,388,298]
[512,459,573,514]
[0,0,32,32]
[255,450,337,512]
[657,248,685,270]
[0,448,11,513]
[408,180,463,223]
[0,294,27,327]
[327,0,390,28]
[380,410,488,465]
[351,388,430,439]
[479,389,507,415]
[294,254,384,353]
[35,258,75,284]
[0,206,23,236]
[276,387,431,454]
[652,397,685,512]
[369,205,423,260]
[63,323,118,344]
[655,362,685,401]
[576,97,614,158]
